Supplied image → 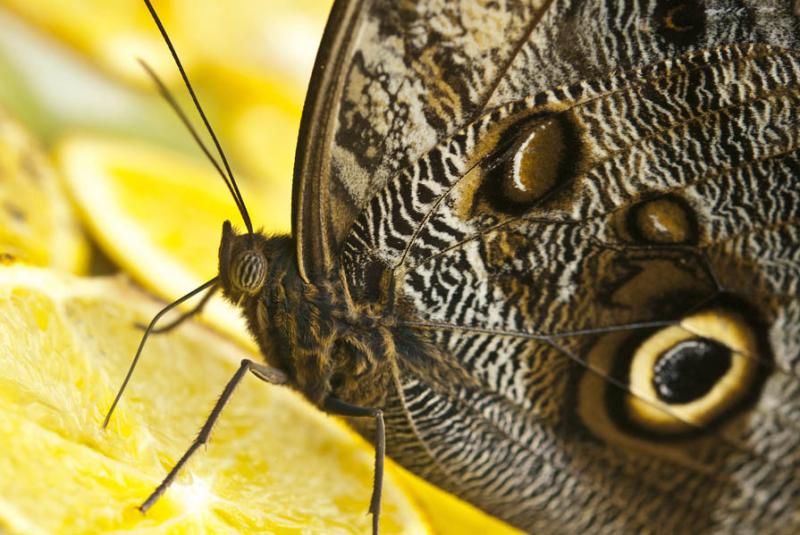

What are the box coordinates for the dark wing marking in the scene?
[293,0,366,282]
[487,0,800,107]
[381,336,800,531]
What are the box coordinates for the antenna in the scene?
[138,59,248,216]
[142,0,254,235]
[103,277,219,428]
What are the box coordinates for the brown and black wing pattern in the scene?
[339,12,800,531]
[293,0,554,280]
[295,0,800,281]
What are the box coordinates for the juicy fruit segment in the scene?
[0,108,87,272]
[0,264,429,533]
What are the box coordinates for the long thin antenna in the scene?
[103,277,219,428]
[137,59,248,219]
[142,0,254,235]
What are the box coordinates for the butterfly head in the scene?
[218,220,269,299]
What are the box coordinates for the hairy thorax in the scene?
[233,235,396,409]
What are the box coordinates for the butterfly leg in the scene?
[138,358,288,513]
[323,396,385,535]
[135,284,218,334]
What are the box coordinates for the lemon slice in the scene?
[8,4,520,532]
[55,135,287,349]
[0,108,87,273]
[196,63,303,194]
[394,470,523,535]
[1,0,329,91]
[0,263,428,533]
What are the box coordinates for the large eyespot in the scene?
[231,250,267,294]
[578,307,765,447]
[474,112,580,216]
[625,310,760,434]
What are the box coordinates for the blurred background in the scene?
[0,0,332,237]
[0,0,335,344]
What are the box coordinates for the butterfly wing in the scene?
[292,0,364,282]
[292,0,559,280]
[334,1,800,532]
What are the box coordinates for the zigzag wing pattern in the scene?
[341,43,800,531]
[296,0,551,263]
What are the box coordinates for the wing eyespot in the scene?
[626,194,699,244]
[476,112,580,216]
[624,310,761,435]
[501,116,567,205]
[578,306,767,445]
[651,338,731,404]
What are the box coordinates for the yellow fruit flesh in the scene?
[0,0,179,87]
[0,264,428,534]
[1,0,330,92]
[394,470,523,535]
[3,1,524,531]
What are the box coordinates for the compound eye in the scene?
[231,250,267,294]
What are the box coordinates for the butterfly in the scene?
[106,0,800,533]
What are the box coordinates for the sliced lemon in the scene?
[7,3,521,532]
[55,134,287,349]
[394,470,523,535]
[0,263,429,533]
[0,107,87,272]
[194,62,304,191]
[169,0,330,90]
[1,0,329,89]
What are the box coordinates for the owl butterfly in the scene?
[106,0,800,533]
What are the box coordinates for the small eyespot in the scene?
[231,251,267,294]
[626,194,698,244]
[655,1,705,45]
